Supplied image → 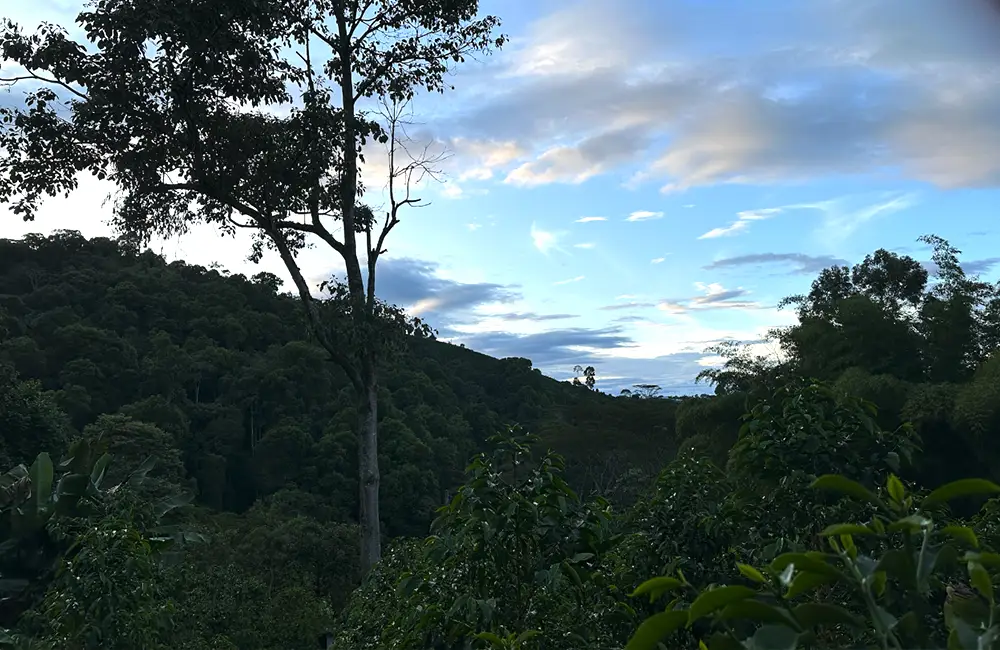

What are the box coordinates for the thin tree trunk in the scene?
[357,359,381,573]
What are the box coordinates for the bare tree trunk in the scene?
[357,357,381,572]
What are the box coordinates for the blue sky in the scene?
[3,0,1000,394]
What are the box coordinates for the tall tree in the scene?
[0,0,505,573]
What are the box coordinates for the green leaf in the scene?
[785,571,835,600]
[969,561,994,605]
[631,576,685,603]
[818,523,873,536]
[89,453,111,489]
[886,514,930,533]
[625,610,688,650]
[887,474,905,503]
[473,632,503,645]
[943,526,980,549]
[569,552,594,564]
[923,479,1000,509]
[749,624,799,650]
[770,553,842,579]
[737,563,767,584]
[27,452,53,515]
[965,551,1000,568]
[718,599,800,630]
[688,586,757,626]
[793,603,862,628]
[811,474,882,507]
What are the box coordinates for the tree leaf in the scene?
[793,603,862,628]
[631,576,685,603]
[969,561,994,605]
[887,474,905,503]
[943,526,980,549]
[818,523,873,537]
[737,563,767,584]
[718,599,800,631]
[625,610,688,650]
[749,624,799,650]
[922,479,1000,509]
[811,474,882,507]
[688,586,757,626]
[27,452,53,515]
[785,572,835,600]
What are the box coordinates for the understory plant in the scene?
[627,473,1000,650]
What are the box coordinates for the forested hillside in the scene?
[4,230,1000,649]
[0,231,679,524]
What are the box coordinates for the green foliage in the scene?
[0,364,70,469]
[335,429,624,649]
[628,474,1000,650]
[17,496,175,649]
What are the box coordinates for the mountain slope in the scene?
[0,231,680,534]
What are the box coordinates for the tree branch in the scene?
[265,227,363,392]
[0,69,89,101]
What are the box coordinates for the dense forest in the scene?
[2,230,1000,649]
[3,0,1000,647]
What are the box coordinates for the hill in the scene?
[0,231,682,533]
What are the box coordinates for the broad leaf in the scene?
[923,479,1000,509]
[625,610,688,650]
[688,586,757,625]
[810,474,882,507]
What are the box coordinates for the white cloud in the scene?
[451,0,1000,192]
[789,192,918,244]
[651,257,666,264]
[575,216,607,223]
[697,208,781,239]
[530,222,561,254]
[554,275,585,285]
[574,242,596,249]
[626,210,663,222]
[504,127,649,187]
[453,138,527,181]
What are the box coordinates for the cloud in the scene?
[704,252,849,275]
[651,257,666,264]
[794,192,919,243]
[575,216,607,223]
[599,301,657,311]
[658,282,762,313]
[554,275,585,286]
[487,312,579,322]
[504,126,650,186]
[697,208,781,239]
[625,210,663,222]
[361,258,519,323]
[963,257,1000,276]
[448,326,635,368]
[573,242,595,249]
[443,0,1000,191]
[530,222,562,254]
[924,256,1000,278]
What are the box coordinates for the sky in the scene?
[3,0,1000,395]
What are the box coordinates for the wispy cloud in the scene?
[698,208,781,239]
[530,222,562,254]
[574,242,595,249]
[651,256,666,264]
[795,193,919,243]
[575,216,607,223]
[626,210,663,222]
[554,275,585,285]
[704,252,848,275]
[657,282,762,314]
